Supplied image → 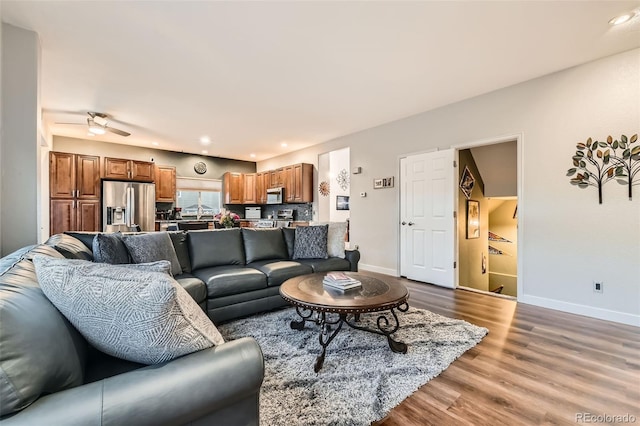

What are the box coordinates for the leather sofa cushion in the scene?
[175,273,207,304]
[64,232,97,250]
[188,229,245,270]
[0,246,88,417]
[241,228,288,263]
[45,233,93,261]
[34,256,224,365]
[168,231,192,274]
[282,227,295,258]
[193,266,267,298]
[249,260,313,287]
[122,232,182,276]
[297,257,351,273]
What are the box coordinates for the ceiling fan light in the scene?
[89,125,106,135]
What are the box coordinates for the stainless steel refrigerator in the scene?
[102,181,156,232]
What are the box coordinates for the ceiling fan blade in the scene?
[105,126,131,137]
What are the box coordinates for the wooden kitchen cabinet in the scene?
[50,199,101,235]
[256,172,267,204]
[49,151,102,235]
[104,157,155,182]
[243,173,257,204]
[50,152,100,199]
[287,163,313,203]
[155,165,176,202]
[223,172,244,204]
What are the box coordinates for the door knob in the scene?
[408,222,415,226]
[401,221,407,225]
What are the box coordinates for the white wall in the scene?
[260,49,640,325]
[1,24,40,255]
[329,147,350,222]
[0,5,4,256]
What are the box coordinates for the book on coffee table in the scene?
[323,272,361,290]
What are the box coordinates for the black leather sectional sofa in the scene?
[0,227,360,424]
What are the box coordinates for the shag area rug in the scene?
[218,307,488,426]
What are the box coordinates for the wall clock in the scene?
[194,161,207,175]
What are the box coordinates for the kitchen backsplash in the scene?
[226,203,313,221]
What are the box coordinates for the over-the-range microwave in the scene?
[266,187,284,204]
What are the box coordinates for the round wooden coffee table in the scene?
[280,272,409,372]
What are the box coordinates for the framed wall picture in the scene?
[466,199,480,239]
[336,195,350,210]
[459,166,475,199]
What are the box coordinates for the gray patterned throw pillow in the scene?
[92,233,130,264]
[122,232,182,276]
[33,256,224,365]
[292,225,329,260]
[310,221,347,258]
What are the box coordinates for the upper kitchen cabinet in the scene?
[50,152,101,199]
[223,172,244,204]
[104,157,155,182]
[243,173,257,204]
[256,172,268,204]
[155,165,176,202]
[286,163,313,203]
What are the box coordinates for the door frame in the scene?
[451,133,524,300]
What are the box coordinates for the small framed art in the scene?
[336,195,350,210]
[466,200,480,239]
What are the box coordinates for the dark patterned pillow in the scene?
[122,233,182,276]
[92,233,129,264]
[292,225,328,260]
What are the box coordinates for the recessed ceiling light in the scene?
[281,142,288,148]
[202,150,208,154]
[151,141,159,146]
[250,153,256,158]
[200,136,211,144]
[609,11,636,25]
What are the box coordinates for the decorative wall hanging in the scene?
[481,253,487,274]
[336,169,350,191]
[466,200,480,239]
[373,177,394,189]
[318,181,330,197]
[488,231,512,243]
[336,195,350,210]
[459,166,475,199]
[567,134,639,204]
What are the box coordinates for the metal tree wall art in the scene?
[567,134,639,204]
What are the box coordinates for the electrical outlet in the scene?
[354,244,359,250]
[593,281,604,293]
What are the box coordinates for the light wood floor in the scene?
[359,271,640,426]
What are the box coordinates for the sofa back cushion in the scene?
[45,233,94,261]
[188,228,245,270]
[122,232,182,276]
[168,231,192,274]
[242,228,289,263]
[0,246,87,417]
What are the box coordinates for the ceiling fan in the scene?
[56,112,131,137]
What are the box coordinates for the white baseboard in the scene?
[358,263,398,277]
[518,294,640,327]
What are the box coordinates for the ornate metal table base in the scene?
[290,303,409,372]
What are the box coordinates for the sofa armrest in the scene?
[345,249,360,272]
[1,337,264,426]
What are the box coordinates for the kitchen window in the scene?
[175,177,222,219]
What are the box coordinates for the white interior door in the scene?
[400,149,455,288]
